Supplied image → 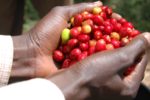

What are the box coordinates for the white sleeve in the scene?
[0,78,65,100]
[0,35,13,87]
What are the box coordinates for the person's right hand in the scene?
[49,32,150,100]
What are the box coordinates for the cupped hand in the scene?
[11,1,103,78]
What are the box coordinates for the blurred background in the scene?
[24,0,150,32]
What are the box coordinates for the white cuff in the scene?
[0,78,65,100]
[0,35,13,87]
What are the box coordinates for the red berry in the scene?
[79,42,89,51]
[92,25,99,32]
[94,31,103,40]
[70,48,82,60]
[102,35,111,43]
[106,7,112,16]
[130,30,140,37]
[78,51,88,61]
[53,50,64,62]
[70,28,80,38]
[101,6,108,11]
[110,18,117,25]
[82,11,93,20]
[111,39,120,48]
[104,25,113,34]
[113,23,122,32]
[78,34,90,42]
[88,46,95,55]
[123,66,135,76]
[120,27,131,37]
[123,22,134,29]
[74,14,83,26]
[92,15,104,25]
[99,25,105,31]
[100,11,107,20]
[62,45,71,54]
[95,39,106,52]
[119,18,127,25]
[67,39,78,48]
[62,59,71,68]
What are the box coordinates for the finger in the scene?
[121,34,148,66]
[111,13,122,20]
[142,32,150,48]
[65,1,103,20]
[124,53,148,83]
[122,53,148,97]
[104,75,124,93]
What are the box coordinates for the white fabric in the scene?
[0,78,65,100]
[0,35,13,87]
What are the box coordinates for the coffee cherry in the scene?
[111,39,120,48]
[78,34,90,42]
[110,18,117,25]
[106,44,114,50]
[95,39,106,51]
[100,11,107,20]
[106,7,112,16]
[110,32,120,40]
[70,48,82,60]
[70,28,80,38]
[113,23,122,32]
[88,46,95,55]
[92,25,99,32]
[82,24,92,34]
[61,28,70,44]
[104,25,113,34]
[62,59,71,68]
[119,18,127,25]
[93,7,102,14]
[62,45,71,54]
[89,40,97,46]
[82,19,94,26]
[123,22,134,29]
[130,30,140,37]
[82,11,93,20]
[102,35,111,43]
[78,51,88,61]
[53,50,64,62]
[93,15,104,25]
[94,31,103,40]
[67,39,78,48]
[74,14,83,26]
[70,17,74,26]
[79,42,89,51]
[121,37,129,46]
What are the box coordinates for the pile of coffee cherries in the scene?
[53,6,140,76]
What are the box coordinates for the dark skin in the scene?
[10,1,150,100]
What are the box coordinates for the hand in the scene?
[49,33,150,100]
[11,1,103,78]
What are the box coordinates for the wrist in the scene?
[11,33,37,77]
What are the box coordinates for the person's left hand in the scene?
[11,1,103,78]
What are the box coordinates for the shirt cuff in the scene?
[0,35,13,87]
[0,78,65,100]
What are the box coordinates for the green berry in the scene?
[61,28,70,44]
